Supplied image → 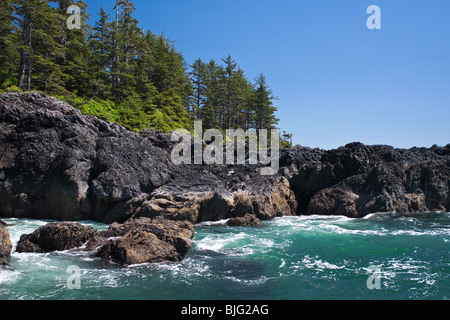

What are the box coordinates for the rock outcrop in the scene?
[16,222,97,253]
[285,142,450,217]
[0,219,12,266]
[92,217,195,266]
[0,92,175,223]
[227,214,261,227]
[0,92,297,224]
[15,217,195,266]
[0,92,449,224]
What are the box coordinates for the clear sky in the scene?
[84,0,450,150]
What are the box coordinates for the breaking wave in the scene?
[1,212,449,300]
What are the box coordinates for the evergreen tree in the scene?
[148,33,192,102]
[196,56,255,131]
[88,6,113,101]
[252,73,279,130]
[189,58,207,119]
[146,32,193,131]
[16,0,66,93]
[222,55,237,128]
[16,0,34,90]
[0,0,18,89]
[111,0,142,102]
[132,31,157,109]
[202,59,226,129]
[60,1,92,98]
[231,67,253,129]
[0,0,283,137]
[282,131,293,148]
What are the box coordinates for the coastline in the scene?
[0,92,449,270]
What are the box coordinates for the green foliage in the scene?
[0,0,18,89]
[149,110,176,133]
[2,0,284,137]
[187,57,279,133]
[81,99,119,123]
[281,131,293,148]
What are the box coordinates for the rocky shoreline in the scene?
[1,92,449,266]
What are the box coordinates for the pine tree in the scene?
[282,131,293,148]
[189,58,207,120]
[16,0,66,93]
[1,0,284,136]
[110,0,143,102]
[16,0,33,90]
[202,59,226,129]
[148,33,192,100]
[252,73,279,131]
[132,31,157,108]
[88,6,113,100]
[0,0,19,89]
[222,55,237,128]
[60,1,92,98]
[231,67,253,129]
[146,32,193,131]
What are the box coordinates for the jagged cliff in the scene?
[0,92,449,225]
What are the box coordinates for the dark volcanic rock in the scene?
[16,222,97,253]
[286,143,450,217]
[0,92,177,223]
[0,92,449,221]
[0,92,297,223]
[0,220,12,266]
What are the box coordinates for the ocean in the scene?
[0,212,449,300]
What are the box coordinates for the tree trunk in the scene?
[18,12,32,90]
[26,41,31,91]
[17,49,26,89]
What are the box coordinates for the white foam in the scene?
[300,255,346,271]
[196,219,230,227]
[224,275,269,285]
[195,232,247,252]
[0,269,21,285]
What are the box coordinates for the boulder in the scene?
[0,220,12,266]
[15,217,195,266]
[16,222,97,253]
[92,217,195,266]
[227,214,261,227]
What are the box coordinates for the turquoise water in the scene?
[0,213,449,300]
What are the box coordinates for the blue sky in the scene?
[84,0,450,150]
